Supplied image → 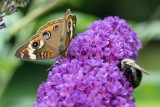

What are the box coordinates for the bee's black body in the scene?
[119,59,149,89]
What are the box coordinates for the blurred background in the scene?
[0,0,160,107]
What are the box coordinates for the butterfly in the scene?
[15,9,76,60]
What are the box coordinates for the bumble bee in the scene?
[118,59,150,88]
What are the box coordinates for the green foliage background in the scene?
[0,0,160,107]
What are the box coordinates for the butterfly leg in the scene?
[46,63,54,72]
[60,49,68,58]
[59,43,68,59]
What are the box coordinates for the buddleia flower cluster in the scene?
[33,16,142,107]
[0,0,30,29]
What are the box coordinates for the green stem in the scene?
[140,4,160,47]
[9,0,68,35]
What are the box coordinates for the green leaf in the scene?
[133,21,160,46]
[76,12,99,33]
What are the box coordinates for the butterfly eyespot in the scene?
[43,31,51,39]
[53,25,59,31]
[32,41,39,48]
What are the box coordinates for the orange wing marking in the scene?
[40,51,45,58]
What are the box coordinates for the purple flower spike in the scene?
[0,0,30,29]
[33,16,141,107]
[0,23,6,29]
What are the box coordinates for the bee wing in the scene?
[126,62,150,75]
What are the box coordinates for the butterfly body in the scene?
[15,9,76,60]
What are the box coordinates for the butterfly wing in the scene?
[59,9,77,55]
[15,19,64,60]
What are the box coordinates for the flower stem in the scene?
[9,0,68,35]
